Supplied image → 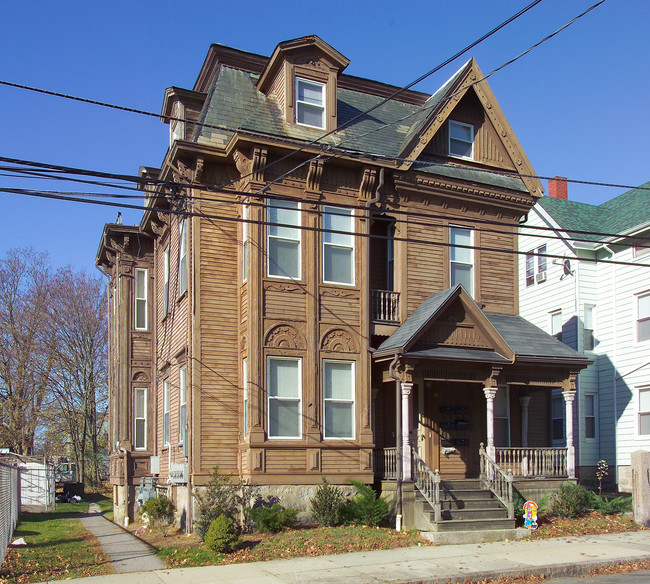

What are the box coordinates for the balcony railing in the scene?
[373,447,397,480]
[495,447,568,478]
[372,290,400,323]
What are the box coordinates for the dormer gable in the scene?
[257,36,349,132]
[161,87,207,146]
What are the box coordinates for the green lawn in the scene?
[0,501,113,584]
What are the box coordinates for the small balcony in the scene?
[372,289,400,323]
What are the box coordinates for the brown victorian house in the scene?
[96,36,589,533]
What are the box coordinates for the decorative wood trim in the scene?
[264,324,306,350]
[320,328,358,353]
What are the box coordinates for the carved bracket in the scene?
[306,159,325,193]
[358,167,378,202]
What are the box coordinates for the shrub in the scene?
[549,482,591,519]
[344,480,389,527]
[585,490,632,515]
[249,503,298,533]
[204,515,240,553]
[310,477,347,526]
[194,466,258,540]
[141,496,175,536]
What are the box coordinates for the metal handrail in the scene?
[479,443,514,519]
[411,448,441,522]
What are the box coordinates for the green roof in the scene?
[537,181,650,242]
[195,64,527,193]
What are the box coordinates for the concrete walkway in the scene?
[37,528,650,584]
[79,503,165,573]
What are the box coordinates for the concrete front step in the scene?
[432,517,516,532]
[422,527,526,545]
[438,507,509,521]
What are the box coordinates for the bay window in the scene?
[267,357,301,439]
[134,268,148,330]
[163,380,170,446]
[268,199,301,279]
[134,388,147,450]
[323,360,355,440]
[323,206,354,285]
[179,365,187,445]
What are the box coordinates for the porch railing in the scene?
[373,447,397,480]
[479,443,514,519]
[495,447,568,478]
[371,290,400,323]
[412,448,441,522]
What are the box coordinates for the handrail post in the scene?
[434,469,441,522]
[507,469,514,519]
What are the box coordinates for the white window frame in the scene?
[242,203,248,282]
[242,358,248,437]
[638,386,650,436]
[323,360,356,441]
[551,390,565,445]
[525,252,535,287]
[134,268,148,331]
[178,219,188,296]
[163,379,170,446]
[636,291,650,343]
[536,244,547,280]
[448,120,474,160]
[550,309,563,342]
[267,356,302,440]
[163,246,170,316]
[267,199,301,280]
[585,393,597,441]
[179,365,187,446]
[295,77,325,129]
[449,225,474,296]
[134,387,147,450]
[584,304,596,351]
[322,206,355,286]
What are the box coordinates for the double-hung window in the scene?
[134,268,148,330]
[525,245,547,286]
[525,252,535,287]
[178,219,187,295]
[323,360,355,440]
[637,292,650,342]
[449,120,474,159]
[323,206,354,285]
[639,387,650,435]
[296,78,325,129]
[449,226,473,295]
[268,199,301,279]
[584,304,595,351]
[163,247,170,316]
[179,365,187,445]
[163,380,170,446]
[585,393,597,440]
[267,357,301,439]
[242,358,248,437]
[134,388,147,450]
[550,310,563,342]
[551,393,565,443]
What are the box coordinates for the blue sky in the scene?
[1,0,648,270]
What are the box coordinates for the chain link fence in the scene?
[0,461,20,566]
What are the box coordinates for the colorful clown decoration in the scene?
[523,500,538,530]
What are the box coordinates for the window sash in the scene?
[179,366,187,445]
[134,388,146,450]
[323,360,355,440]
[584,305,595,350]
[551,310,562,340]
[449,120,474,159]
[178,219,187,295]
[552,395,564,441]
[163,380,170,446]
[450,226,473,295]
[323,206,354,285]
[537,245,547,274]
[638,293,650,342]
[134,269,148,330]
[640,388,650,434]
[267,357,301,439]
[296,78,325,129]
[585,394,596,439]
[525,252,535,286]
[268,200,301,279]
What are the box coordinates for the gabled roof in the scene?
[537,181,650,243]
[375,285,589,367]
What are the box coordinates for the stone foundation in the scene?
[617,465,633,493]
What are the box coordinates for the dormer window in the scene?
[296,78,325,129]
[449,120,474,160]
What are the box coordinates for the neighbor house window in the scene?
[323,360,355,440]
[134,268,148,330]
[550,310,563,342]
[585,393,596,440]
[267,357,301,439]
[163,380,170,446]
[551,393,564,443]
[637,292,650,342]
[163,247,170,316]
[295,78,325,129]
[134,388,147,450]
[242,203,248,282]
[525,245,547,286]
[449,120,474,159]
[178,219,187,295]
[525,252,535,287]
[494,387,510,447]
[323,206,354,285]
[267,199,301,279]
[639,387,650,435]
[242,358,248,437]
[450,226,474,296]
[537,244,547,279]
[179,365,187,445]
[584,304,595,351]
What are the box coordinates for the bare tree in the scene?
[0,248,55,455]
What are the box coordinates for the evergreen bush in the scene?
[549,482,591,518]
[310,477,347,526]
[249,503,298,533]
[344,479,389,527]
[204,515,240,553]
[141,496,175,536]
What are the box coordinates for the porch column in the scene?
[563,390,576,479]
[401,382,413,481]
[519,395,531,448]
[483,387,498,460]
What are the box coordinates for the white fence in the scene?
[0,462,20,566]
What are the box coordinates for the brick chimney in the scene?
[548,176,568,200]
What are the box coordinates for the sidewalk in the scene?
[38,528,650,584]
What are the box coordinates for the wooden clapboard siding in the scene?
[321,448,363,475]
[265,449,306,474]
[478,227,517,314]
[264,286,306,320]
[406,218,445,314]
[320,290,360,324]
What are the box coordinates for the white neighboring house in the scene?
[519,177,650,491]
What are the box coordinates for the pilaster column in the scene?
[483,387,498,460]
[563,390,576,479]
[401,382,413,481]
[519,395,531,448]
[371,387,379,444]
